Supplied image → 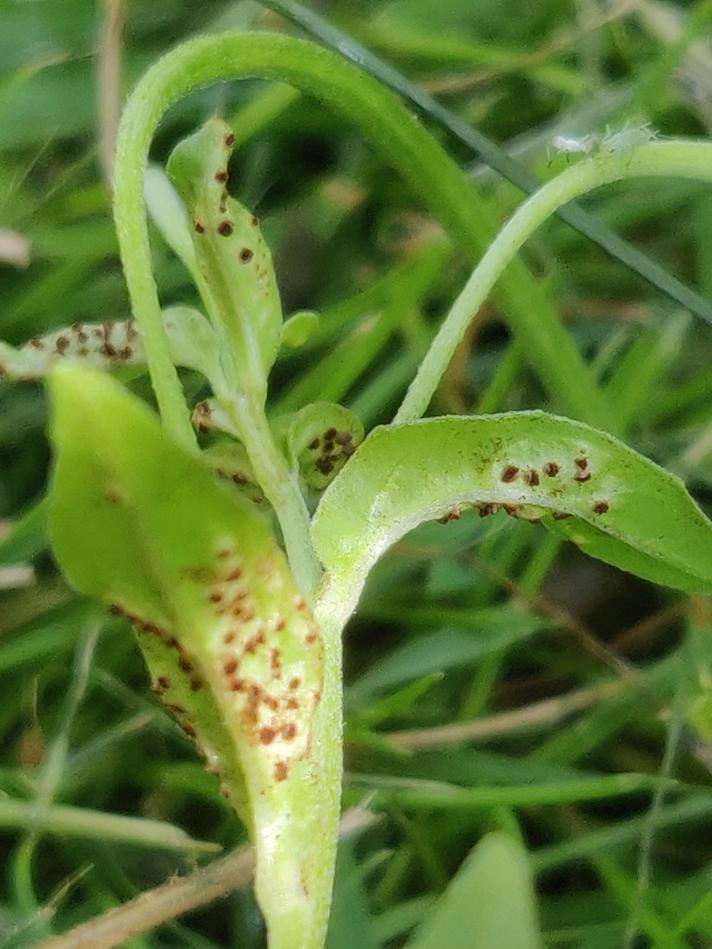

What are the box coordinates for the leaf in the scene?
[273,401,365,492]
[313,413,712,611]
[48,366,326,946]
[166,118,282,406]
[405,832,543,949]
[0,307,220,382]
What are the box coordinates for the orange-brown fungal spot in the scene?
[282,723,297,740]
[524,469,540,487]
[229,677,245,692]
[245,631,265,654]
[209,591,223,603]
[274,761,288,782]
[305,629,318,645]
[223,631,236,645]
[287,697,299,710]
[259,727,276,745]
[270,648,282,679]
[501,465,519,483]
[275,617,286,632]
[224,658,238,676]
[225,567,242,581]
[478,503,499,518]
[289,676,301,690]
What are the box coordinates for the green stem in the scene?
[226,393,321,597]
[395,140,712,424]
[113,31,610,454]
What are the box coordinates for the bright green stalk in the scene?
[395,140,712,424]
[112,31,609,456]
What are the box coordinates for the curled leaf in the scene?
[313,413,712,612]
[274,402,365,491]
[48,366,327,946]
[167,118,282,406]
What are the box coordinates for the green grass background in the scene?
[2,0,712,945]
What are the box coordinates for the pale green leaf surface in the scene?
[313,413,712,606]
[166,118,282,399]
[47,366,327,946]
[405,832,543,949]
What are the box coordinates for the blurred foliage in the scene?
[2,0,712,946]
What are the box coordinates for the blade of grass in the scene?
[260,0,712,328]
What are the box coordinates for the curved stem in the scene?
[395,140,712,424]
[114,32,610,453]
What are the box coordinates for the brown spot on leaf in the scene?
[593,500,609,514]
[478,503,499,518]
[289,676,301,690]
[224,658,238,675]
[501,465,519,483]
[55,336,69,354]
[239,247,254,263]
[214,170,228,183]
[274,761,288,782]
[218,221,233,236]
[157,676,170,690]
[259,727,276,745]
[524,469,540,487]
[553,511,572,520]
[282,723,297,740]
[544,462,559,477]
[194,221,205,233]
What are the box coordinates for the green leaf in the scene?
[48,366,327,947]
[313,413,712,611]
[0,306,219,382]
[166,117,282,410]
[405,832,543,949]
[273,402,365,492]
